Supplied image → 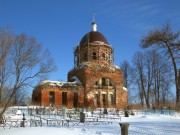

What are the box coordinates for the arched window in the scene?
[102,78,106,86]
[95,78,114,87]
[101,52,106,60]
[50,91,55,105]
[93,52,96,59]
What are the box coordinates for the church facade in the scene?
[32,21,128,109]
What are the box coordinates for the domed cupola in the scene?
[80,22,109,46]
[74,21,114,68]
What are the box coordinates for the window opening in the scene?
[73,93,78,108]
[101,52,105,59]
[93,52,96,59]
[102,94,106,107]
[94,94,98,106]
[50,91,55,106]
[102,78,106,86]
[62,92,67,106]
[110,94,113,105]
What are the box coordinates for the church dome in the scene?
[79,22,109,46]
[80,31,108,45]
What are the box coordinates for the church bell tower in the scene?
[74,21,114,68]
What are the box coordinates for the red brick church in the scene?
[32,21,128,109]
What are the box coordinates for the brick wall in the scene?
[68,64,127,109]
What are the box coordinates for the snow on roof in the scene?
[123,87,128,91]
[39,80,62,85]
[79,62,91,69]
[114,65,120,69]
[38,80,82,89]
[79,62,120,73]
[70,76,82,83]
[91,41,109,45]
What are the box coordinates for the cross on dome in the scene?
[92,14,96,22]
[91,14,97,31]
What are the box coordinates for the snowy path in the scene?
[1,116,180,135]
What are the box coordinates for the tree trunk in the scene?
[146,99,150,109]
[0,88,2,102]
[177,69,180,111]
[0,86,17,119]
[165,43,179,109]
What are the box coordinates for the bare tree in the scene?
[0,30,56,118]
[13,88,29,105]
[151,50,173,108]
[121,60,130,88]
[131,49,173,109]
[0,28,14,102]
[132,51,148,108]
[140,24,180,109]
[120,60,134,104]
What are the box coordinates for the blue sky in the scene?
[0,0,180,82]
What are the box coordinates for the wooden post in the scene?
[119,123,129,135]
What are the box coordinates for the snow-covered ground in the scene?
[1,107,180,135]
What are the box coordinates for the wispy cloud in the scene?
[90,0,179,35]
